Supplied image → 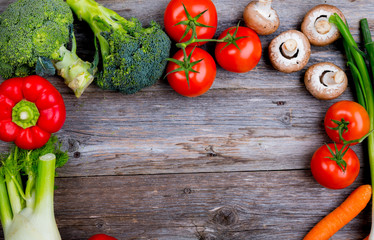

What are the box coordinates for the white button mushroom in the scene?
[304,62,348,100]
[243,0,279,35]
[301,4,346,46]
[268,30,311,73]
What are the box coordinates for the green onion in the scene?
[330,13,374,239]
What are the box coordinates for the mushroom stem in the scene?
[321,71,345,85]
[255,0,272,15]
[281,39,298,58]
[315,17,332,34]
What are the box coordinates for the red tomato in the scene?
[166,47,216,97]
[215,26,262,73]
[164,0,217,45]
[324,100,370,145]
[88,234,118,240]
[311,143,360,189]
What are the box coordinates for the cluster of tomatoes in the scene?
[311,100,370,190]
[163,0,262,97]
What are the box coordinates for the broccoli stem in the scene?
[53,32,97,98]
[66,0,125,59]
[54,45,96,98]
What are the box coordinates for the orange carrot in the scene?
[364,236,369,240]
[303,184,372,240]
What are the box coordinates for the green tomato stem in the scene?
[176,37,226,49]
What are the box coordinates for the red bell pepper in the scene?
[88,234,118,240]
[0,75,66,149]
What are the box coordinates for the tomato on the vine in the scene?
[164,0,217,45]
[311,143,360,189]
[215,26,262,73]
[324,100,370,145]
[166,47,216,97]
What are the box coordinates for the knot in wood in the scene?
[68,138,80,152]
[74,151,81,158]
[183,188,192,194]
[272,101,286,106]
[205,145,218,157]
[280,112,291,125]
[95,220,105,229]
[212,206,238,226]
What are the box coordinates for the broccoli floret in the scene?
[66,0,171,94]
[0,0,96,98]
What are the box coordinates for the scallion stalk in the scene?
[330,13,374,239]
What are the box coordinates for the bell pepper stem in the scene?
[11,100,40,129]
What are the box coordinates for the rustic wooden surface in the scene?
[1,0,374,239]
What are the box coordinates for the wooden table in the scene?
[1,0,374,239]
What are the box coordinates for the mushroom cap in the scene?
[304,62,348,100]
[301,4,346,46]
[268,30,311,73]
[243,1,279,35]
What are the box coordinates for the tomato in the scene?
[324,100,370,145]
[166,47,216,97]
[215,26,262,73]
[311,143,360,189]
[88,234,118,240]
[164,0,217,45]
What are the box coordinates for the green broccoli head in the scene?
[0,0,73,79]
[67,0,171,95]
[96,21,171,94]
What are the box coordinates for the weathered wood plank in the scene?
[0,0,373,239]
[0,74,364,176]
[21,86,363,177]
[52,170,371,240]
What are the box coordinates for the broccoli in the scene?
[0,0,96,98]
[66,0,171,94]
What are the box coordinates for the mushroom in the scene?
[268,30,311,73]
[243,0,279,35]
[301,4,346,46]
[304,62,347,100]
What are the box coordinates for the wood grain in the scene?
[0,0,373,239]
[53,171,371,240]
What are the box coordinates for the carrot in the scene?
[303,184,372,240]
[364,236,369,240]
